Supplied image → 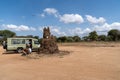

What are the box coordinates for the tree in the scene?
[82,36,89,41]
[98,35,107,41]
[106,36,113,41]
[27,35,33,38]
[73,36,81,42]
[88,31,98,41]
[108,29,120,41]
[0,30,16,40]
[57,36,67,42]
[67,36,74,42]
[57,36,81,42]
[34,36,39,39]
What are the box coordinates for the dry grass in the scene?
[58,41,120,47]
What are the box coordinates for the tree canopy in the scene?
[108,29,120,41]
[88,31,98,41]
[0,30,16,40]
[98,35,107,41]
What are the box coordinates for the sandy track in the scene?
[0,44,120,80]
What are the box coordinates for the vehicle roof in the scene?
[7,37,38,40]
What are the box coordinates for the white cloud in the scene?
[69,27,83,35]
[39,27,44,32]
[44,8,58,14]
[94,22,120,32]
[83,28,92,33]
[40,13,45,17]
[94,23,110,32]
[110,22,120,28]
[51,28,66,36]
[30,27,36,31]
[86,15,106,24]
[41,8,84,24]
[69,27,91,36]
[69,22,120,36]
[43,8,59,17]
[39,26,91,37]
[39,26,66,36]
[18,25,30,31]
[2,24,36,31]
[60,14,84,24]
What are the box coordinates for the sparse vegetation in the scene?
[1,29,120,44]
[0,30,16,44]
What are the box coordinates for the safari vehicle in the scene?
[3,37,40,53]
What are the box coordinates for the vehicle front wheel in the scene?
[17,48,23,53]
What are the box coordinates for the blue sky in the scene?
[0,0,120,38]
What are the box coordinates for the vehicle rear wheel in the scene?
[17,48,23,53]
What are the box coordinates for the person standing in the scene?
[2,41,7,49]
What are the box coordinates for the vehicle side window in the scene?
[34,41,39,44]
[11,39,25,44]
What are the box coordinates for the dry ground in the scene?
[0,42,120,80]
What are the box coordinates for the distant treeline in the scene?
[0,29,120,44]
[56,29,120,42]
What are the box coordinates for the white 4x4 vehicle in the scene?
[3,38,40,53]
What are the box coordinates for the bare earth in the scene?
[0,43,120,80]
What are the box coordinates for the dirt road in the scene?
[0,44,120,80]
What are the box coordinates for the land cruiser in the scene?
[3,38,40,53]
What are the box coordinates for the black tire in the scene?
[17,48,23,53]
